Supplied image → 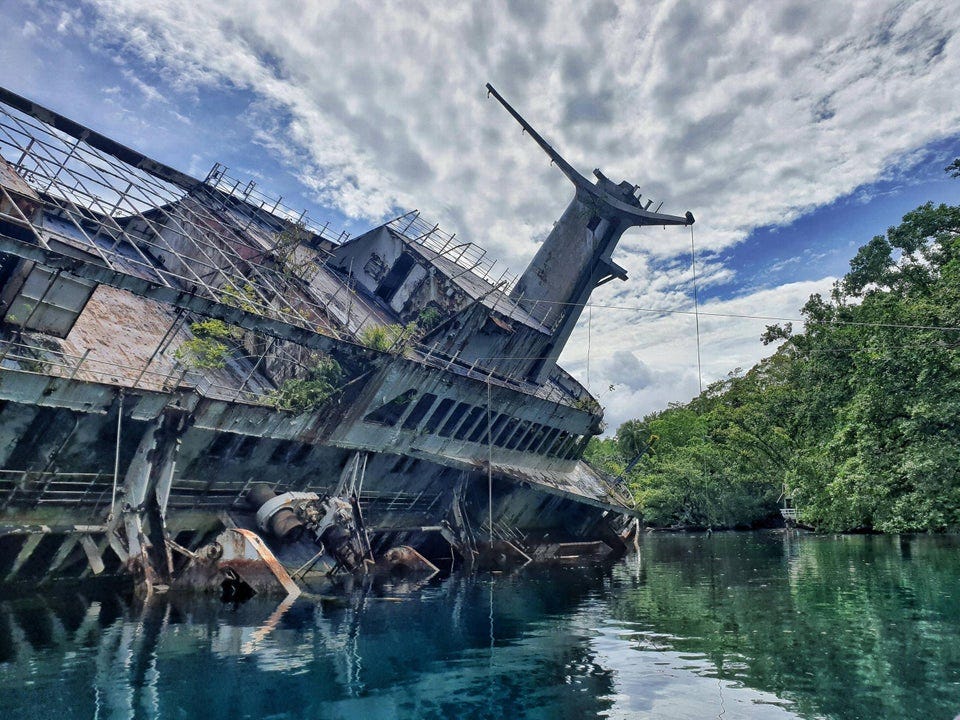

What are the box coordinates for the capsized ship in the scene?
[0,84,693,594]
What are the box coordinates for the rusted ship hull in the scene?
[0,85,688,593]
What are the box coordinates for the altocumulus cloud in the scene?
[25,1,960,426]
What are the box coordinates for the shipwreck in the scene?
[0,83,693,596]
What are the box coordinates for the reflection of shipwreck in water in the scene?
[0,568,618,717]
[0,83,693,594]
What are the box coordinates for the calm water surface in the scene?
[1,532,958,719]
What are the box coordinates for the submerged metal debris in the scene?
[0,84,692,595]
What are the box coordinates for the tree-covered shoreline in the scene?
[588,181,960,533]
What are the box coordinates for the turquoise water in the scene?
[1,532,958,719]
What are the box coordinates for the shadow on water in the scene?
[0,533,958,720]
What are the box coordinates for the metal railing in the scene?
[388,211,518,293]
[0,328,582,418]
[0,101,345,337]
[409,339,573,406]
[204,162,351,246]
[0,470,115,509]
[0,337,266,405]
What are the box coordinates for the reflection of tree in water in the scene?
[608,532,960,720]
[0,566,618,720]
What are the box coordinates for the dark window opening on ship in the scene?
[560,435,581,459]
[518,423,542,452]
[389,455,420,475]
[455,407,485,440]
[569,435,589,459]
[207,433,235,459]
[234,436,257,459]
[468,414,490,443]
[364,389,417,427]
[531,427,555,454]
[495,418,519,447]
[402,393,437,430]
[548,432,569,457]
[586,215,602,232]
[488,414,509,443]
[506,420,531,450]
[538,428,562,455]
[528,426,549,453]
[290,444,312,466]
[439,402,471,437]
[269,440,294,464]
[424,398,455,434]
[556,432,575,457]
[363,253,388,281]
[375,252,416,303]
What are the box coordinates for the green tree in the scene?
[590,201,960,533]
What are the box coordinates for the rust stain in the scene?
[232,527,301,598]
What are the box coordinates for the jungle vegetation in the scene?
[586,189,960,533]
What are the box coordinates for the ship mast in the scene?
[485,84,694,384]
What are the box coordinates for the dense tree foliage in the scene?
[587,199,960,532]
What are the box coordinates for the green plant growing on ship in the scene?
[268,354,343,412]
[174,318,241,369]
[358,323,417,353]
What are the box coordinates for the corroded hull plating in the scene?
[0,85,689,591]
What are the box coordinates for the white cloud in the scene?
[560,277,838,429]
[17,1,960,427]
[56,8,81,35]
[78,1,960,256]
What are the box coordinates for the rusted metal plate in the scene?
[231,528,301,598]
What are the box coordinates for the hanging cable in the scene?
[690,225,704,399]
[487,379,493,546]
[691,225,710,506]
[503,297,960,334]
[110,390,124,520]
[586,303,592,390]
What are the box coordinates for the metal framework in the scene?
[0,95,348,335]
[0,87,602,420]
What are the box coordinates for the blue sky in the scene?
[1,0,958,427]
[715,143,960,300]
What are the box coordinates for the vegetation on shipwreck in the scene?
[267,354,343,412]
[174,318,241,369]
[587,169,960,534]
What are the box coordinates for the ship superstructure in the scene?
[0,85,692,593]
